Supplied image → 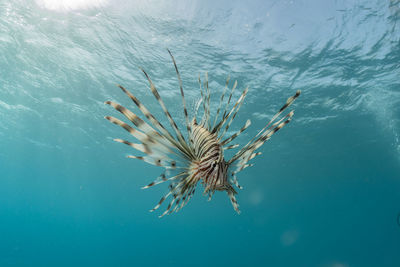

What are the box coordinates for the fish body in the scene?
[190,120,233,192]
[105,50,300,217]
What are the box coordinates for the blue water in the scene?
[1,0,400,266]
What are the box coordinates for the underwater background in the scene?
[1,0,400,266]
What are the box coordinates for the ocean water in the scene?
[1,0,400,266]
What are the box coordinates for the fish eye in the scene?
[212,161,217,167]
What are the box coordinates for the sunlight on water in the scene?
[36,0,108,11]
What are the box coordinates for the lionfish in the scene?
[105,50,300,217]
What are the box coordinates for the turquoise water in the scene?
[1,0,400,266]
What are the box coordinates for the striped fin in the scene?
[211,82,239,134]
[105,101,175,154]
[224,144,239,150]
[198,75,207,125]
[142,172,186,189]
[255,113,293,145]
[176,187,195,212]
[175,186,195,212]
[205,72,211,127]
[230,111,294,166]
[228,190,240,214]
[194,97,203,120]
[249,151,262,160]
[249,90,300,144]
[127,155,180,169]
[105,114,176,160]
[117,85,171,138]
[199,73,211,127]
[237,112,293,164]
[171,185,194,215]
[150,191,172,213]
[113,138,176,163]
[152,178,198,216]
[242,111,294,156]
[141,69,194,159]
[230,174,243,189]
[113,138,148,154]
[214,87,248,136]
[219,87,248,139]
[167,49,191,135]
[212,76,230,129]
[229,90,300,165]
[105,101,156,135]
[220,80,237,122]
[252,111,294,149]
[170,191,188,214]
[142,173,168,189]
[164,184,192,217]
[160,196,177,217]
[156,180,187,217]
[105,116,151,145]
[148,172,199,217]
[237,163,254,172]
[221,119,251,146]
[116,85,189,158]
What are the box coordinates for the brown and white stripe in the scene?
[105,49,300,217]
